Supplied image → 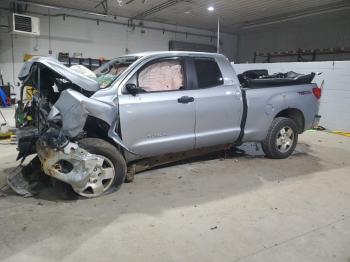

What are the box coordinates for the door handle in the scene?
[177,96,194,104]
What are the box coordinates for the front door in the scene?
[118,57,196,157]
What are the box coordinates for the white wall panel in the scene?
[0,11,237,91]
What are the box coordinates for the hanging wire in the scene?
[11,33,15,85]
[48,8,52,53]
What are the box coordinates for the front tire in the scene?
[52,138,126,199]
[262,117,298,159]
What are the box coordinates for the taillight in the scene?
[312,87,322,99]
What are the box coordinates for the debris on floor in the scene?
[310,127,350,138]
[7,165,36,197]
[0,109,15,139]
[6,157,48,198]
[332,131,350,137]
[0,185,8,197]
[0,125,14,140]
[312,125,326,131]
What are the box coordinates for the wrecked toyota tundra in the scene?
[10,51,321,199]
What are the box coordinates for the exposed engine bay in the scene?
[16,60,95,159]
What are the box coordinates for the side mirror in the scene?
[125,83,139,96]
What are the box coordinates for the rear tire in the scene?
[52,138,126,199]
[262,117,298,159]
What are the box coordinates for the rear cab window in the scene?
[194,58,224,88]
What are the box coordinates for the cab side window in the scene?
[138,59,185,92]
[194,58,224,88]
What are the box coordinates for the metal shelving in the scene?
[58,57,110,70]
[253,47,350,63]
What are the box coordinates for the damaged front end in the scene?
[9,57,129,198]
[15,57,100,160]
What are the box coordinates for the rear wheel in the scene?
[262,117,298,159]
[52,138,126,199]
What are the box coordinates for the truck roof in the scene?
[127,51,225,59]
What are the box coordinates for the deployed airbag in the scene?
[138,60,184,92]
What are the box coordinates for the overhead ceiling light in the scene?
[184,8,191,14]
[208,6,215,12]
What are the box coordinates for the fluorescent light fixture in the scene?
[208,6,215,12]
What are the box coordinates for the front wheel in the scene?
[52,138,126,199]
[262,117,298,159]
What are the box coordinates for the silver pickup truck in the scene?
[11,51,321,198]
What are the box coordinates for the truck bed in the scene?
[242,82,319,142]
[238,69,316,88]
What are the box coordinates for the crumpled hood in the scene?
[18,56,100,92]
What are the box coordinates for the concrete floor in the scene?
[0,131,349,262]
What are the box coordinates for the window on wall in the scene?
[138,59,185,92]
[194,58,224,88]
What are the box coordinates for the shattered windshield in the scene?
[94,56,139,88]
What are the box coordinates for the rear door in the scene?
[118,57,196,157]
[190,57,243,148]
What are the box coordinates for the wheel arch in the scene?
[83,116,128,155]
[274,108,305,134]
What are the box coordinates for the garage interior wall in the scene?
[236,9,350,63]
[0,10,237,87]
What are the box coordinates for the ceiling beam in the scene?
[239,0,350,30]
[94,0,108,14]
[133,0,190,20]
[0,5,220,40]
[6,0,109,17]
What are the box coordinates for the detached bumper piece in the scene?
[7,157,44,197]
[7,166,34,197]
